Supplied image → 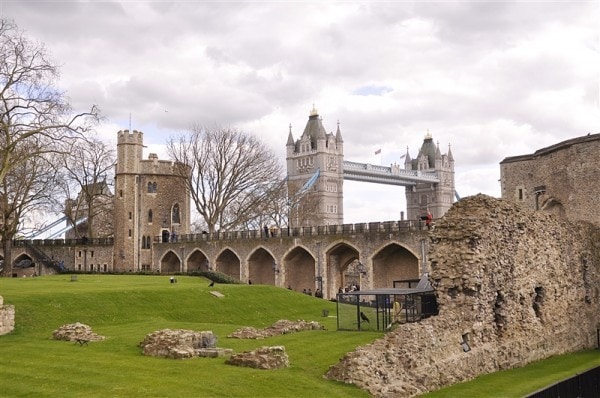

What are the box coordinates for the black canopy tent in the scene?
[335,274,438,332]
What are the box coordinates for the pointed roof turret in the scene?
[416,131,437,168]
[435,141,442,159]
[335,120,343,143]
[404,146,411,166]
[286,123,294,146]
[447,143,454,162]
[301,105,328,144]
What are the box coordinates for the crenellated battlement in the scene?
[117,129,144,144]
[139,157,183,175]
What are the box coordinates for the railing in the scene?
[160,219,428,244]
[10,220,429,247]
[526,365,600,398]
[343,160,439,182]
[13,237,114,247]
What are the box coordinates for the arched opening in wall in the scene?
[161,229,170,243]
[541,197,566,218]
[12,253,35,276]
[216,249,241,282]
[187,249,209,273]
[283,247,315,293]
[160,251,180,274]
[326,243,359,297]
[372,243,419,289]
[248,247,276,285]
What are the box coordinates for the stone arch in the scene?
[283,246,315,293]
[160,250,181,274]
[247,247,276,285]
[541,197,566,218]
[187,249,209,273]
[371,242,419,288]
[13,253,34,268]
[325,241,360,297]
[216,248,241,281]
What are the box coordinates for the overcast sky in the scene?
[3,0,598,224]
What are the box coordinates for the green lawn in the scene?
[1,274,599,397]
[423,350,600,397]
[0,275,379,397]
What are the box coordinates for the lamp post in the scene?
[357,261,367,291]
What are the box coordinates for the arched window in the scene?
[172,203,180,224]
[148,209,153,223]
[147,182,153,192]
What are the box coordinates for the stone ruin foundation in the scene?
[326,194,600,397]
[52,322,105,342]
[0,296,15,336]
[225,346,290,370]
[228,319,325,339]
[139,329,232,359]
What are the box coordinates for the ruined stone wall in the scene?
[326,194,600,397]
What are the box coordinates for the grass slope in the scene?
[0,275,380,398]
[2,275,599,397]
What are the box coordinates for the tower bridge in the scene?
[286,107,455,227]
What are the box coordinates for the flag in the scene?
[374,148,381,155]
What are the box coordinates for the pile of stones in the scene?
[228,319,324,339]
[52,322,105,342]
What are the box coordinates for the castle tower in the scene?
[286,107,344,226]
[113,130,144,272]
[113,130,190,272]
[405,132,455,221]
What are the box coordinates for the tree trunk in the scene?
[1,238,13,277]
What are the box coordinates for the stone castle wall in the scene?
[326,194,600,397]
[500,133,600,226]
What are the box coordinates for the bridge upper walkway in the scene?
[343,160,439,186]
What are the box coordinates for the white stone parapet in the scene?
[343,160,439,185]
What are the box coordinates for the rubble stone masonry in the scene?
[326,194,600,397]
[0,296,15,335]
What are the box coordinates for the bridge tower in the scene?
[404,132,455,221]
[286,107,344,227]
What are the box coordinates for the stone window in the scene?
[148,210,153,223]
[172,204,180,224]
[147,182,157,193]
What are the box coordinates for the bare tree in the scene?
[167,126,284,233]
[0,146,61,275]
[55,136,115,239]
[287,181,321,228]
[0,19,100,276]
